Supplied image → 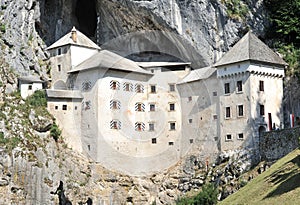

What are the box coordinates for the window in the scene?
[213,115,218,120]
[135,84,144,93]
[238,105,244,117]
[169,103,175,111]
[152,138,157,144]
[151,69,154,73]
[169,122,176,130]
[55,106,58,110]
[213,91,217,96]
[188,96,192,102]
[189,119,193,123]
[123,83,132,92]
[260,104,265,116]
[237,81,242,92]
[82,81,92,91]
[149,104,155,111]
[87,145,90,151]
[74,106,77,110]
[62,105,67,110]
[149,123,154,131]
[169,84,175,92]
[225,134,232,141]
[189,139,194,144]
[259,80,264,91]
[110,81,119,90]
[135,122,145,131]
[135,103,145,112]
[110,120,121,130]
[28,85,32,90]
[225,107,231,118]
[57,48,62,55]
[110,100,121,110]
[150,85,156,93]
[224,83,230,94]
[58,64,61,72]
[169,142,174,146]
[237,133,244,140]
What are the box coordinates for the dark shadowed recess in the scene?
[75,0,97,38]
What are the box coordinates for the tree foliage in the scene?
[264,0,300,77]
[26,90,47,107]
[176,183,218,205]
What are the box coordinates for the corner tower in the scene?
[215,31,287,151]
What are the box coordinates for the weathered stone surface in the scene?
[29,109,53,132]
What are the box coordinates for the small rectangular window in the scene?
[152,138,157,144]
[135,103,145,112]
[58,64,61,72]
[224,83,230,94]
[170,122,176,130]
[213,115,218,120]
[189,139,194,144]
[260,104,265,116]
[55,106,58,110]
[57,48,62,55]
[238,105,244,117]
[168,142,174,146]
[213,91,217,96]
[149,104,155,111]
[74,106,78,110]
[237,81,242,92]
[28,85,32,90]
[136,84,144,93]
[169,103,175,111]
[149,123,154,131]
[169,84,175,92]
[225,107,231,118]
[124,83,131,91]
[188,119,193,123]
[237,133,244,140]
[188,96,192,102]
[62,105,67,110]
[259,81,264,91]
[150,85,156,93]
[225,134,232,141]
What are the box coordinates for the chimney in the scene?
[71,26,77,43]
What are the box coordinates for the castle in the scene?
[36,27,286,175]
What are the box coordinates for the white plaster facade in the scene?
[46,29,287,175]
[18,76,44,99]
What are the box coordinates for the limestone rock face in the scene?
[29,109,53,132]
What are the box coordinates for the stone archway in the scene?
[259,126,266,138]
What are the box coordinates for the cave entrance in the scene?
[75,0,97,38]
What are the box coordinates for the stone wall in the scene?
[260,127,300,161]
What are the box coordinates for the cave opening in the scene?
[75,0,97,39]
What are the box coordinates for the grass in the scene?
[219,148,300,205]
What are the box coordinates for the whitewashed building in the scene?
[46,28,287,175]
[18,76,44,99]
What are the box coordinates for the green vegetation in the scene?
[219,149,300,205]
[264,0,300,78]
[221,0,249,21]
[0,23,5,33]
[50,123,61,142]
[176,183,218,205]
[26,90,47,107]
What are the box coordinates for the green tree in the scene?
[176,183,218,205]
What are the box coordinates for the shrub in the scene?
[50,123,61,142]
[176,183,218,205]
[26,90,47,107]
